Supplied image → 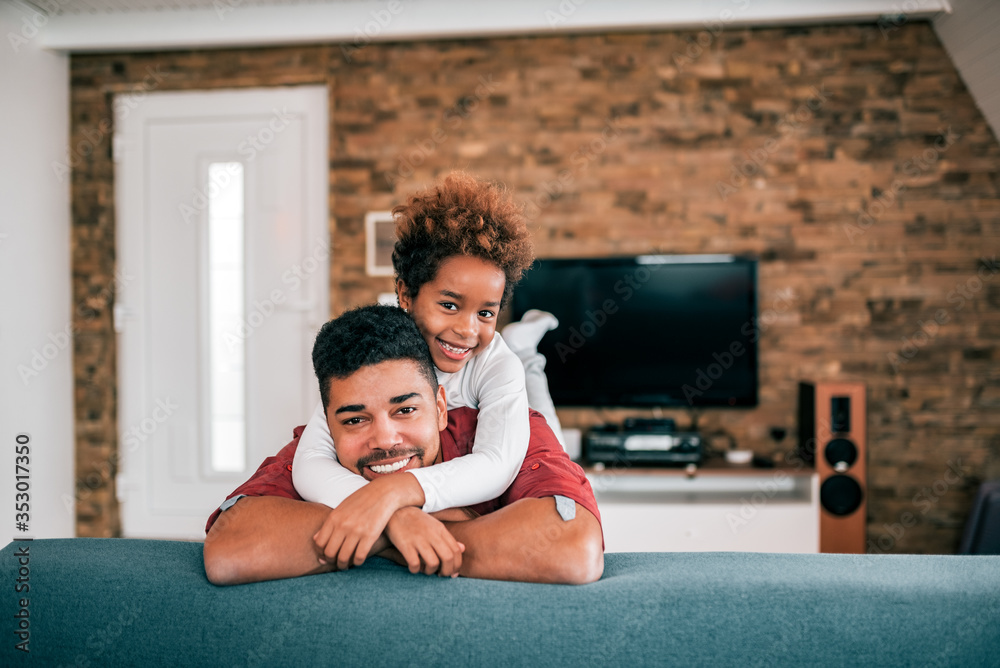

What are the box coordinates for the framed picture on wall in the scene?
[365,210,396,276]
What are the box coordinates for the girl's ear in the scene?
[396,279,412,311]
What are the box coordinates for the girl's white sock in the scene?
[501,309,558,354]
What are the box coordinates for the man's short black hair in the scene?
[312,304,438,411]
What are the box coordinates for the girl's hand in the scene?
[312,473,423,570]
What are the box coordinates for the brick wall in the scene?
[70,22,1000,552]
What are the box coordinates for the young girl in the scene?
[293,172,555,562]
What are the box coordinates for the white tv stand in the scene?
[587,462,820,553]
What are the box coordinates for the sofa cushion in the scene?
[2,538,998,666]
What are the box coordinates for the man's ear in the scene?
[435,384,448,432]
[396,279,412,311]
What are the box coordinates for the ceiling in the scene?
[25,0,345,13]
[17,0,951,53]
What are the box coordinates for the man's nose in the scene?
[371,415,402,450]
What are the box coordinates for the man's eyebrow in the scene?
[334,393,420,414]
[440,289,500,308]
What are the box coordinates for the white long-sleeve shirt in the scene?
[291,333,530,513]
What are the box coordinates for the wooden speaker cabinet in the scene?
[798,381,867,553]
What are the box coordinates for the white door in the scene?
[115,86,329,539]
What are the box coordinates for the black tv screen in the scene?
[510,255,758,408]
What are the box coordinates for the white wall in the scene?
[0,3,75,539]
[934,0,1000,141]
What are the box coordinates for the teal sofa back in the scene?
[2,538,998,666]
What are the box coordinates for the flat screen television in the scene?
[510,254,758,408]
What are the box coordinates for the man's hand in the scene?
[383,507,465,576]
[312,472,425,570]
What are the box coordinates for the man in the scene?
[203,305,604,585]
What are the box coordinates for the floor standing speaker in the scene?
[798,381,867,553]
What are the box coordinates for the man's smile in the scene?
[356,448,426,479]
[368,456,413,474]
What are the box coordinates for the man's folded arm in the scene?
[204,496,344,585]
[203,494,602,585]
[204,495,468,585]
[437,497,604,584]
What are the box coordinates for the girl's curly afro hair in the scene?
[391,172,534,306]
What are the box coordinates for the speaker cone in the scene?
[821,475,863,516]
[824,438,858,469]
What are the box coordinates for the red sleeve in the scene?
[499,411,602,527]
[204,425,305,534]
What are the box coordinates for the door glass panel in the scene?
[207,162,246,472]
